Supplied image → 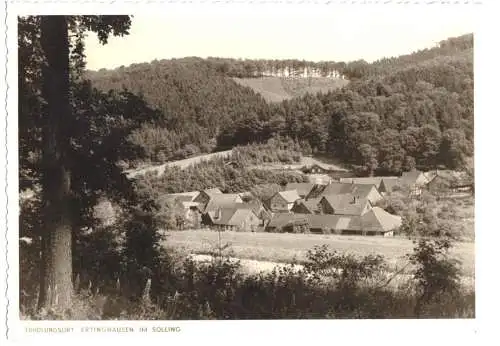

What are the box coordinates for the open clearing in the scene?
[125,150,232,179]
[163,230,475,278]
[233,77,349,103]
[249,155,349,172]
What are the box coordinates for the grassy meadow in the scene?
[162,230,475,279]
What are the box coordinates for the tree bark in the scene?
[37,16,73,312]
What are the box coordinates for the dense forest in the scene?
[86,33,473,175]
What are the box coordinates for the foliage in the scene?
[134,156,309,197]
[21,243,474,320]
[85,34,473,173]
[408,238,462,316]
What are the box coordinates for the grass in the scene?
[125,150,232,179]
[162,230,475,279]
[232,77,349,103]
[249,155,349,172]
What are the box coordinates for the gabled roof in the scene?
[401,170,428,185]
[267,208,400,234]
[232,201,263,214]
[274,190,301,203]
[380,178,402,192]
[285,183,315,197]
[340,177,384,188]
[320,195,371,216]
[317,182,378,200]
[340,177,400,189]
[203,194,242,212]
[226,209,259,226]
[292,198,321,214]
[157,194,183,209]
[360,207,402,232]
[212,208,257,226]
[266,213,309,229]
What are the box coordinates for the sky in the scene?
[84,5,478,71]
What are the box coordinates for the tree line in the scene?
[87,33,473,175]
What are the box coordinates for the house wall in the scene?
[270,195,293,212]
[238,213,261,232]
[319,199,335,214]
[415,174,429,186]
[361,202,372,215]
[291,203,313,214]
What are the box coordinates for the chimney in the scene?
[216,208,222,220]
[352,196,357,204]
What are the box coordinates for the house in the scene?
[302,163,332,174]
[379,178,402,195]
[400,170,430,196]
[202,193,244,214]
[426,170,473,195]
[211,208,261,232]
[285,183,315,198]
[355,207,402,236]
[426,174,452,194]
[269,190,301,212]
[265,208,400,236]
[318,195,372,216]
[264,213,310,233]
[306,182,383,205]
[340,177,400,194]
[193,187,223,205]
[339,177,385,190]
[291,198,321,214]
[306,174,333,185]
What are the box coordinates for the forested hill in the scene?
[85,58,273,164]
[218,34,473,174]
[85,33,473,174]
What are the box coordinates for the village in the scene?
[160,163,473,237]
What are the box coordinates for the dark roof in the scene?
[212,208,258,226]
[310,182,379,201]
[266,213,309,229]
[203,194,242,212]
[320,195,371,216]
[266,207,401,233]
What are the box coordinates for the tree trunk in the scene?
[38,16,73,312]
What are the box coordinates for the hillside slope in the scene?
[233,76,349,103]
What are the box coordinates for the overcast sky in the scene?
[84,5,477,71]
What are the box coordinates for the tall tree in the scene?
[35,15,132,311]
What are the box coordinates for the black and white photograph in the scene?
[5,2,498,340]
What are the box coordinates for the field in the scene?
[163,230,475,279]
[233,77,349,103]
[248,155,349,172]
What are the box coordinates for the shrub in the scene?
[408,238,463,317]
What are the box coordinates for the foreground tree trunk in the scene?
[37,16,73,311]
